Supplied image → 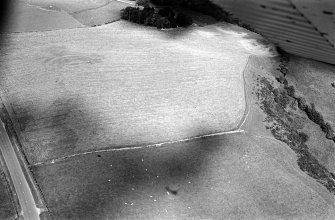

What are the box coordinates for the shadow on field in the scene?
[0,0,11,33]
[4,87,227,218]
[31,127,225,219]
[10,95,113,164]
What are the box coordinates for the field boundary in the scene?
[0,87,49,214]
[32,129,245,167]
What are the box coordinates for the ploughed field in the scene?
[0,21,268,164]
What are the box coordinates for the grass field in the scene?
[6,1,84,32]
[0,21,272,164]
[7,0,129,33]
[71,0,130,26]
[31,131,335,219]
[284,56,335,173]
[23,0,110,13]
[286,56,335,135]
[6,0,131,32]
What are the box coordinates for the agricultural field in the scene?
[0,21,272,164]
[3,1,335,219]
[31,56,335,219]
[6,0,131,33]
[7,1,84,32]
[71,0,130,26]
[23,0,110,14]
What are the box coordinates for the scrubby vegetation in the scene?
[272,88,290,109]
[136,0,150,7]
[122,0,256,31]
[298,132,309,143]
[275,51,335,141]
[296,97,307,111]
[302,103,335,139]
[256,75,335,194]
[286,85,295,97]
[120,5,193,29]
[256,51,335,194]
[176,12,193,27]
